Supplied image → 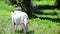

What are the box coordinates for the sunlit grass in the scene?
[32,0,56,5]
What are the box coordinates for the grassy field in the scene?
[32,0,56,5]
[0,0,60,34]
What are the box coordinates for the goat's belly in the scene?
[13,18,24,25]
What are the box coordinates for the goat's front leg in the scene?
[22,23,28,33]
[24,24,28,33]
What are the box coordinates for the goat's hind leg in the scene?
[11,21,16,34]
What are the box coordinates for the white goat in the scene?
[11,10,29,33]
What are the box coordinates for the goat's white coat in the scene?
[11,11,29,33]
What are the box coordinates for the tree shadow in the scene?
[39,17,60,23]
[29,14,38,19]
[29,0,60,23]
[32,10,58,15]
[15,29,24,34]
[28,12,60,23]
[26,30,34,34]
[37,5,60,10]
[15,29,34,34]
[56,0,60,8]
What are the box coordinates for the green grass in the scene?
[29,18,60,34]
[0,0,60,34]
[32,0,56,5]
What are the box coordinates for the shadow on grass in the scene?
[37,5,60,10]
[32,10,58,15]
[15,29,26,34]
[28,4,60,23]
[15,29,23,34]
[40,17,60,23]
[26,30,34,34]
[29,14,38,19]
[29,13,60,23]
[15,29,34,34]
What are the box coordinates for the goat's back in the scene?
[11,11,28,24]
